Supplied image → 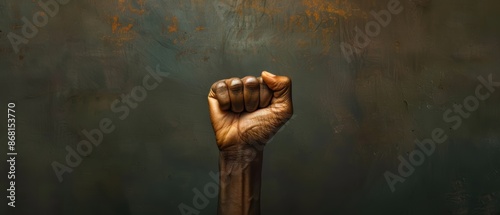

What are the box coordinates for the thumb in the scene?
[261,71,292,99]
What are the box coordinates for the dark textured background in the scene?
[1,0,500,214]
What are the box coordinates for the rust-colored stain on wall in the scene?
[111,16,134,33]
[167,16,178,33]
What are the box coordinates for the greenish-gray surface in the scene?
[1,0,499,214]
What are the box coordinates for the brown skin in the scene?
[208,71,293,215]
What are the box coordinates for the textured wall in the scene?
[1,0,500,214]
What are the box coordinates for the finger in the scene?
[257,77,272,108]
[241,76,260,112]
[261,71,292,101]
[226,78,244,113]
[261,71,293,118]
[209,80,231,111]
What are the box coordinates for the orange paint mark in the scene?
[302,0,350,19]
[285,0,353,34]
[195,26,205,31]
[111,16,134,33]
[112,16,120,33]
[121,23,134,33]
[168,16,178,33]
[282,0,355,53]
[106,0,146,47]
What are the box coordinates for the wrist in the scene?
[218,144,264,215]
[220,143,263,163]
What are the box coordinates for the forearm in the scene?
[218,145,264,215]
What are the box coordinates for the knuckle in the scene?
[228,79,243,91]
[212,81,227,93]
[210,82,218,91]
[242,76,254,80]
[243,76,259,88]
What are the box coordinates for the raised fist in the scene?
[208,71,292,215]
[208,71,293,152]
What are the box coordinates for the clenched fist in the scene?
[207,71,293,215]
[208,71,293,151]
